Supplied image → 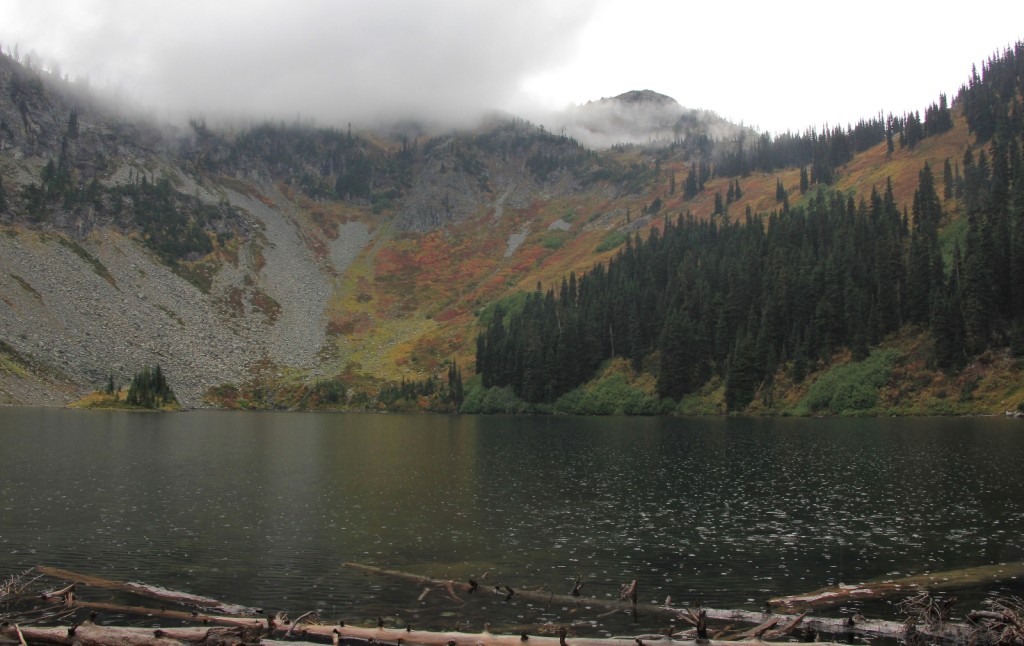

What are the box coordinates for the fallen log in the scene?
[17,566,978,644]
[343,562,970,642]
[68,600,263,628]
[344,562,658,619]
[34,566,259,615]
[259,620,862,646]
[0,621,260,645]
[769,561,1024,612]
[5,606,860,646]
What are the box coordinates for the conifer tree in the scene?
[125,365,177,409]
[943,158,954,200]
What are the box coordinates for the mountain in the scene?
[554,89,745,149]
[1,42,1023,415]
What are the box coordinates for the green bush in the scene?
[461,379,533,414]
[795,350,897,415]
[540,230,570,249]
[553,373,660,415]
[596,231,627,252]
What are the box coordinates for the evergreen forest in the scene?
[475,43,1024,413]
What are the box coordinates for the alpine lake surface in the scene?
[2,408,1024,636]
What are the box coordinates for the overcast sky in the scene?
[1,0,1022,134]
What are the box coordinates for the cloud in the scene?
[2,0,1023,136]
[0,0,595,126]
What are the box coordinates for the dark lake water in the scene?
[2,409,1024,634]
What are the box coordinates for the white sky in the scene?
[1,0,1022,134]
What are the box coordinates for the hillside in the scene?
[1,43,1022,415]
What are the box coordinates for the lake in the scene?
[2,409,1023,635]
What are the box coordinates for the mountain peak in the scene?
[552,89,741,149]
[601,89,679,106]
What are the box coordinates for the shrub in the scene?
[553,373,660,415]
[795,350,897,415]
[540,230,570,249]
[462,378,532,414]
[596,231,627,252]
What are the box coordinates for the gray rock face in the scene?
[0,229,259,406]
[0,187,372,407]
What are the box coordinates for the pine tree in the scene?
[125,364,177,409]
[1010,163,1024,319]
[657,309,702,399]
[961,214,996,352]
[725,331,761,411]
[943,158,954,200]
[447,361,464,410]
[775,178,786,202]
[932,269,966,371]
[886,114,895,155]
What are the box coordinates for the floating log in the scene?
[344,562,656,618]
[68,599,262,628]
[10,566,984,645]
[34,566,259,615]
[769,561,1024,612]
[344,562,972,642]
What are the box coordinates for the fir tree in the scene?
[125,365,177,409]
[943,158,954,200]
[775,178,787,202]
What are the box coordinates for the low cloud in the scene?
[0,0,594,127]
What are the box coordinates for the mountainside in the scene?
[1,43,1023,415]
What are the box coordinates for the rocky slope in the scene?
[0,49,773,408]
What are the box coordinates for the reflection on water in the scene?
[1,410,1023,632]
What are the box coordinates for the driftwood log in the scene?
[6,564,1012,645]
[0,619,869,646]
[769,561,1024,612]
[0,622,266,645]
[343,562,972,642]
[34,566,259,615]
